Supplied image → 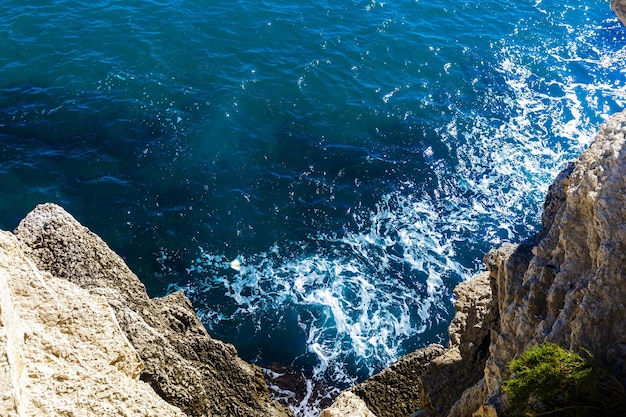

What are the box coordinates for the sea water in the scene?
[1,0,625,414]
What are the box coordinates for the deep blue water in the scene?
[1,0,625,414]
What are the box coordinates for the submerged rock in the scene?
[1,203,292,417]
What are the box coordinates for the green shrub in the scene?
[502,342,626,417]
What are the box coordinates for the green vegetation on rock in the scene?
[503,342,626,417]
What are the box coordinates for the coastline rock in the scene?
[429,111,626,417]
[321,109,626,417]
[349,344,446,417]
[419,272,496,416]
[322,270,494,417]
[0,231,185,416]
[479,109,626,412]
[11,203,292,417]
[424,109,626,416]
[611,0,626,27]
[320,391,378,417]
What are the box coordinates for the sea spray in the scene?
[1,0,626,416]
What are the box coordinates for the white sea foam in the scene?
[169,13,626,417]
[178,186,466,414]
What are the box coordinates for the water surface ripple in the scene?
[1,0,625,414]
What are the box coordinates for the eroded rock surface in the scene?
[420,272,496,416]
[12,203,292,417]
[0,230,185,417]
[427,109,626,416]
[350,344,446,417]
[477,109,626,413]
[320,391,378,417]
[321,109,626,417]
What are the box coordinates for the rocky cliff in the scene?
[0,230,186,417]
[322,108,626,417]
[474,107,626,415]
[1,203,292,417]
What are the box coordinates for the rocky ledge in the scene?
[0,203,292,417]
[322,108,626,417]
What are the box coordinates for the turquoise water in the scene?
[1,0,625,414]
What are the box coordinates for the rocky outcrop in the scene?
[611,0,626,27]
[475,109,626,413]
[424,109,626,416]
[0,230,185,416]
[420,272,497,416]
[322,271,495,417]
[345,344,445,417]
[2,203,292,417]
[320,391,378,417]
[321,109,626,417]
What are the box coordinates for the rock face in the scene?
[0,230,185,416]
[321,109,626,417]
[420,272,496,416]
[477,109,626,412]
[2,203,292,417]
[346,344,446,417]
[611,0,626,27]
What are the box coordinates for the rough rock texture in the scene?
[321,109,626,417]
[435,109,626,416]
[320,391,378,417]
[12,203,292,417]
[419,272,497,417]
[0,231,185,417]
[611,0,626,27]
[480,109,626,412]
[321,271,494,417]
[350,344,446,417]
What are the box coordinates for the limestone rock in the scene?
[611,0,626,27]
[420,272,496,416]
[320,391,378,417]
[349,344,446,417]
[0,231,185,417]
[440,111,626,415]
[448,272,495,360]
[450,109,626,415]
[13,203,292,417]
